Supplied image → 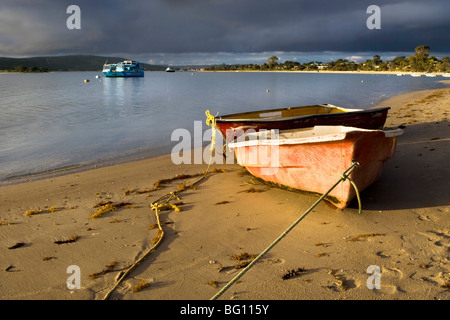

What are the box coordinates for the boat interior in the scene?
[219,104,361,121]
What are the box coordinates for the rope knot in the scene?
[205,109,218,152]
[205,110,217,127]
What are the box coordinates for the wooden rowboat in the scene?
[216,104,390,141]
[228,126,402,209]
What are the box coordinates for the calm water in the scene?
[0,71,447,183]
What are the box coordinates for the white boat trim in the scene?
[228,126,403,148]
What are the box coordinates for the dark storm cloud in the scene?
[1,0,449,58]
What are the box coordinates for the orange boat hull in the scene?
[230,127,402,209]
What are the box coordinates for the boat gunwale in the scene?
[216,105,390,123]
[228,126,403,149]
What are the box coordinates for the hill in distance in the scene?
[0,55,167,72]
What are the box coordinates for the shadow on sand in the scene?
[350,120,449,211]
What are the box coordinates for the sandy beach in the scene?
[1,85,449,301]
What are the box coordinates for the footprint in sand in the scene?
[417,215,433,222]
[378,267,406,294]
[382,284,406,294]
[419,230,450,247]
[376,251,391,258]
[263,258,285,265]
[382,267,404,279]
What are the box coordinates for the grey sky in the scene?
[1,0,449,65]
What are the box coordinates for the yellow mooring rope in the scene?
[102,110,220,300]
[210,161,361,300]
[205,109,218,153]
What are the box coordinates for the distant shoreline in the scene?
[2,70,449,76]
[200,70,450,76]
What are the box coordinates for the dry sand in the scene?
[0,86,449,301]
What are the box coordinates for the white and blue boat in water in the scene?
[102,60,144,77]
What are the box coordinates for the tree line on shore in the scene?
[206,45,450,73]
[0,55,166,72]
[3,66,50,73]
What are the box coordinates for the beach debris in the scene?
[346,233,384,242]
[328,269,349,292]
[89,260,117,279]
[441,281,450,289]
[5,265,17,272]
[24,209,44,216]
[237,169,252,177]
[122,171,225,196]
[217,265,234,273]
[153,202,182,212]
[216,252,259,272]
[89,202,132,219]
[215,200,230,205]
[235,261,251,269]
[151,173,204,193]
[238,186,270,193]
[209,168,227,174]
[314,252,328,258]
[151,230,164,245]
[208,280,220,288]
[54,235,79,245]
[149,219,173,230]
[155,174,193,188]
[282,267,306,280]
[131,280,151,293]
[314,242,331,247]
[0,221,14,226]
[93,200,113,207]
[230,252,258,269]
[47,206,60,212]
[8,242,25,249]
[135,188,155,195]
[173,169,226,185]
[177,182,196,191]
[230,252,257,262]
[123,189,135,196]
[24,206,63,216]
[376,251,390,258]
[42,256,56,261]
[102,167,227,300]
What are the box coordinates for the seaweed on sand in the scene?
[89,202,132,219]
[54,235,79,244]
